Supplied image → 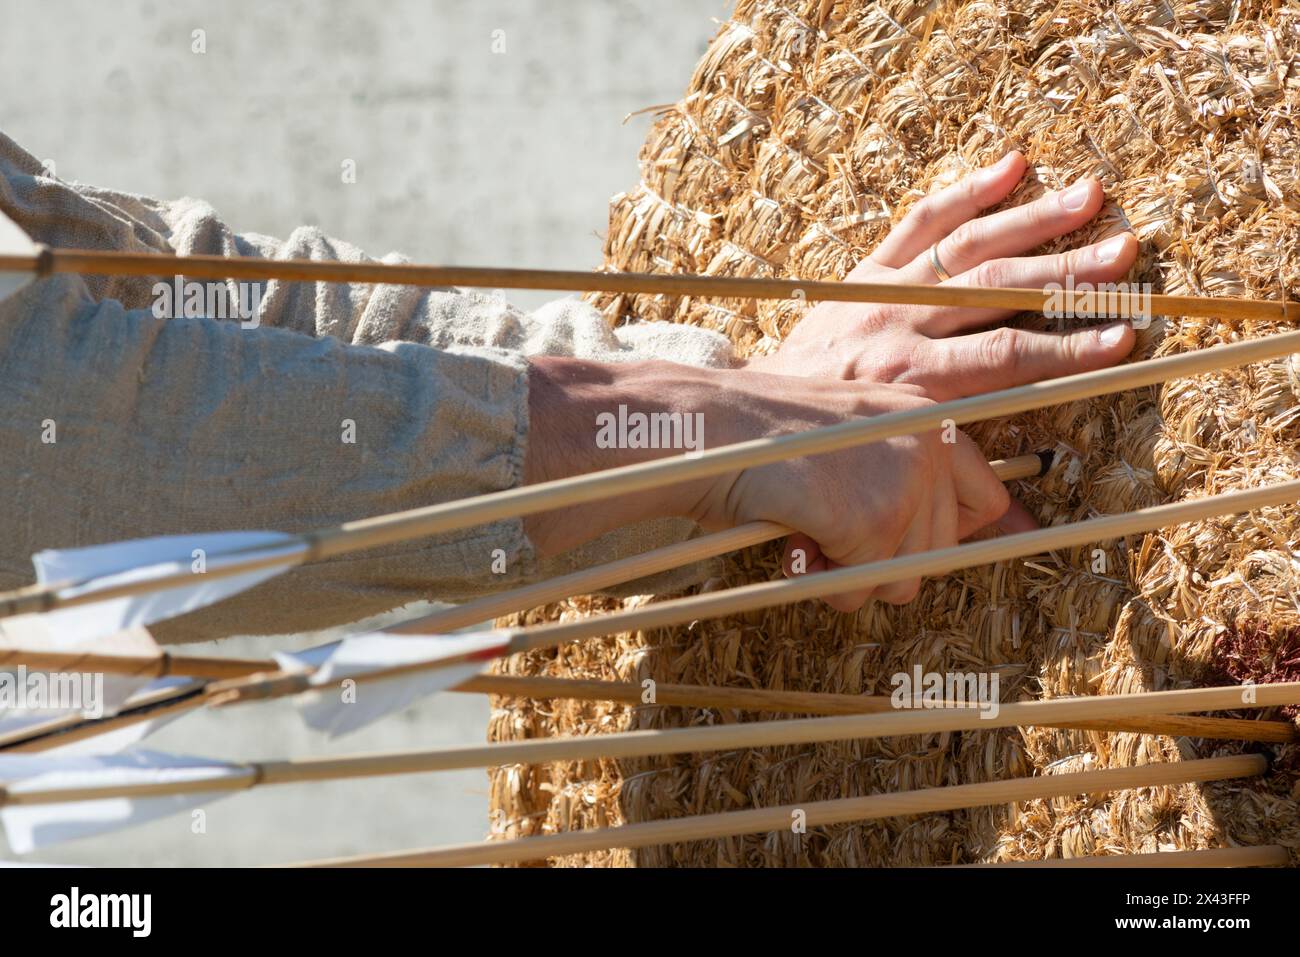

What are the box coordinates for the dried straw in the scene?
[489,0,1300,867]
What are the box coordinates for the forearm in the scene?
[0,276,534,641]
[523,356,719,556]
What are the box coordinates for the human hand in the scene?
[525,359,1009,612]
[751,151,1138,397]
[523,156,1140,612]
[747,151,1139,572]
[684,366,1010,610]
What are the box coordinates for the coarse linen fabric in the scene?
[0,131,734,643]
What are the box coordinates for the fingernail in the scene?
[1095,234,1128,264]
[1098,322,1129,348]
[977,151,1017,183]
[1058,180,1093,211]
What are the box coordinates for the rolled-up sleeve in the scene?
[0,130,734,642]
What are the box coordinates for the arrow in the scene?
[0,679,205,755]
[0,209,1295,319]
[209,475,1300,715]
[0,631,512,748]
[0,627,171,747]
[1,686,1291,852]
[265,630,513,738]
[2,325,1299,630]
[0,750,250,853]
[0,450,1037,645]
[7,662,1294,758]
[289,755,1270,868]
[0,531,307,646]
[4,471,1298,746]
[161,455,1047,734]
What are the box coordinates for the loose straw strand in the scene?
[958,845,1290,868]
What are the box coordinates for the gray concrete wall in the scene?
[0,0,723,865]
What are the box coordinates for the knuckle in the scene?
[976,325,1023,373]
[1054,250,1080,286]
[972,258,1008,288]
[945,220,982,260]
[890,338,939,393]
[981,483,1011,524]
[859,338,919,385]
[907,196,938,231]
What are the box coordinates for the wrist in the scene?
[523,356,720,556]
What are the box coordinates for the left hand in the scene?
[750,151,1137,398]
[748,151,1139,582]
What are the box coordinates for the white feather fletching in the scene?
[10,531,306,644]
[0,628,171,745]
[273,630,512,738]
[0,751,249,853]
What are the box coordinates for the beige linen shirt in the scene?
[0,131,733,643]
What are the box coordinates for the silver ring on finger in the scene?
[927,243,953,282]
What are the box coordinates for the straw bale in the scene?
[488,0,1300,866]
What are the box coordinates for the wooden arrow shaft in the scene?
[143,477,1300,706]
[0,456,1035,683]
[462,674,1297,742]
[1,687,1291,806]
[7,247,1288,321]
[290,754,1268,867]
[11,473,1293,720]
[390,454,1043,635]
[4,326,1300,623]
[5,671,1291,755]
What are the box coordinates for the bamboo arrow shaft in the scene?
[508,478,1300,654]
[0,686,206,753]
[462,674,1296,743]
[130,458,1263,713]
[4,669,1291,755]
[11,476,1293,733]
[303,331,1300,558]
[0,648,274,681]
[2,327,1298,620]
[388,454,1043,634]
[385,451,1035,632]
[290,754,1268,867]
[205,477,1300,703]
[390,520,787,635]
[248,680,1300,774]
[7,247,1288,321]
[2,685,1292,805]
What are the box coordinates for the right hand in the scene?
[525,357,1013,613]
[683,366,1010,611]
